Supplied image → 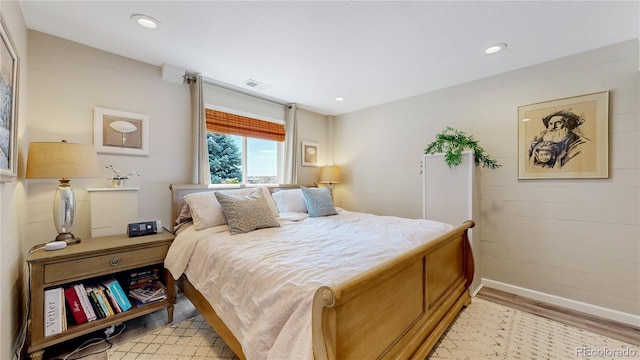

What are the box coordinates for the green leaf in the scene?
[423,127,501,169]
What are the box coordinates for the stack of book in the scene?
[128,266,161,289]
[127,266,167,306]
[128,281,167,305]
[45,277,133,336]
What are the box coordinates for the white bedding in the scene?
[165,210,455,360]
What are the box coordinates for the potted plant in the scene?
[424,127,500,169]
[107,165,139,187]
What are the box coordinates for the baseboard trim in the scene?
[480,278,640,328]
[477,281,640,345]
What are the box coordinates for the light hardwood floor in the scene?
[476,287,640,346]
[41,286,639,359]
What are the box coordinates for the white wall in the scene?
[297,107,329,186]
[0,2,28,359]
[334,40,639,320]
[24,31,193,251]
[7,29,329,359]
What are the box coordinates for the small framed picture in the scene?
[94,107,149,156]
[518,91,609,179]
[301,141,319,167]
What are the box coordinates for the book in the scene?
[44,288,63,336]
[101,278,132,312]
[64,287,88,325]
[75,284,97,322]
[72,285,90,321]
[61,288,67,331]
[85,286,106,319]
[88,288,105,319]
[129,274,160,288]
[93,285,114,316]
[128,281,167,304]
[129,267,160,281]
[131,295,166,307]
[102,286,122,314]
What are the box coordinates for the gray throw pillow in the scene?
[214,189,280,235]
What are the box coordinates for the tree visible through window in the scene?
[207,133,242,184]
[207,132,279,185]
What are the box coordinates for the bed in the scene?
[165,183,475,360]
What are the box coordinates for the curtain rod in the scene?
[186,73,292,109]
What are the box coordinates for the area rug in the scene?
[107,298,638,360]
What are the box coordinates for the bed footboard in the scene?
[312,221,475,360]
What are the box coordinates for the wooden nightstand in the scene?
[26,232,176,360]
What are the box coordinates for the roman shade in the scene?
[205,109,285,142]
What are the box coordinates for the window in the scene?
[205,109,284,185]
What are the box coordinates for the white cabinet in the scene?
[87,188,139,237]
[422,151,480,293]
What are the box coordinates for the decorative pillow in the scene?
[260,187,280,218]
[215,189,280,235]
[271,188,308,213]
[300,186,337,217]
[174,204,192,225]
[183,187,258,231]
[172,204,193,233]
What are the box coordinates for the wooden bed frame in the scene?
[169,184,475,360]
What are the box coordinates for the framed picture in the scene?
[94,107,149,156]
[301,141,319,167]
[518,91,609,179]
[0,17,19,182]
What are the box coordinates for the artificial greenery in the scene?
[424,127,501,169]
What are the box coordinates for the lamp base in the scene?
[55,233,81,245]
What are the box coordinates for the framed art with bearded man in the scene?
[518,91,609,179]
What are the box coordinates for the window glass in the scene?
[207,133,242,184]
[207,132,278,185]
[247,137,278,184]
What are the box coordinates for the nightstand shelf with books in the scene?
[26,232,175,360]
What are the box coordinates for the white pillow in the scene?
[260,187,280,218]
[184,187,278,230]
[271,188,308,213]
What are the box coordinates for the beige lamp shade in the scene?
[26,141,101,179]
[319,166,342,184]
[26,141,101,245]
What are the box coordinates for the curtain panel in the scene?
[282,104,298,184]
[189,74,211,185]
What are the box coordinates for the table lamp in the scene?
[319,166,342,187]
[26,140,101,245]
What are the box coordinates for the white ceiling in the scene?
[18,1,639,116]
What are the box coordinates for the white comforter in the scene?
[165,210,454,360]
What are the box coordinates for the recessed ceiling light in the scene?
[484,43,507,55]
[334,97,344,102]
[131,14,160,29]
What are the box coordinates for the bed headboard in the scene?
[168,183,304,227]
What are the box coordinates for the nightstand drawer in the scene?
[44,245,169,284]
